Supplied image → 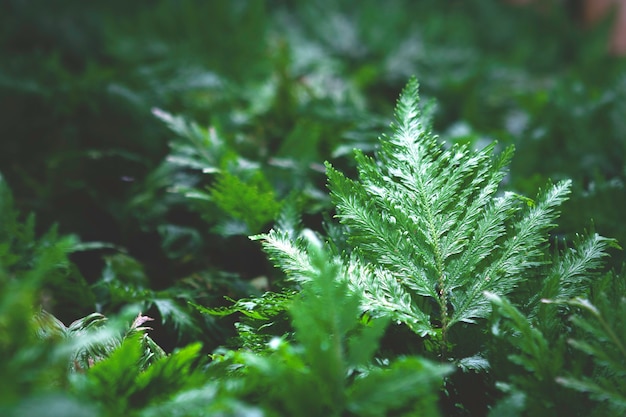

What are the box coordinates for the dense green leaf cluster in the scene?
[209,238,451,417]
[2,1,626,416]
[3,75,625,415]
[257,79,624,415]
[0,182,450,416]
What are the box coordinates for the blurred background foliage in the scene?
[1,0,625,350]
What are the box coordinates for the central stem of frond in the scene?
[437,273,449,359]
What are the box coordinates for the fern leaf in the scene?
[257,77,604,361]
[539,233,616,303]
[484,292,553,379]
[346,261,434,336]
[192,291,293,321]
[210,171,281,234]
[255,228,435,335]
[553,280,626,415]
[347,356,449,417]
[251,229,318,282]
[74,335,204,414]
[451,181,571,325]
[326,160,437,297]
[152,108,224,173]
[556,376,626,412]
[325,78,573,335]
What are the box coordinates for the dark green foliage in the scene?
[208,237,451,417]
[193,290,294,351]
[72,337,203,416]
[0,175,130,415]
[257,77,621,415]
[259,79,612,359]
[92,252,220,347]
[485,272,626,417]
[2,1,626,416]
[555,274,626,416]
[486,292,577,416]
[210,171,282,235]
[0,175,94,320]
[36,310,167,373]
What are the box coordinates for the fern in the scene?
[486,292,557,381]
[0,175,119,415]
[209,235,451,417]
[256,78,605,355]
[152,108,228,175]
[137,384,261,417]
[536,233,616,303]
[331,78,573,336]
[554,273,626,416]
[71,335,204,416]
[92,253,208,343]
[210,170,282,234]
[36,309,166,373]
[485,272,626,417]
[148,107,284,240]
[250,77,619,416]
[192,290,294,351]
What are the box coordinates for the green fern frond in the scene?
[452,181,572,325]
[329,79,575,336]
[193,290,295,351]
[553,275,626,415]
[73,334,204,415]
[347,356,448,417]
[346,259,434,336]
[260,78,577,346]
[485,292,553,380]
[539,233,616,303]
[210,171,281,234]
[152,108,225,174]
[193,291,294,321]
[137,384,260,417]
[251,229,319,282]
[527,233,618,339]
[484,291,581,416]
[487,272,626,415]
[36,309,166,373]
